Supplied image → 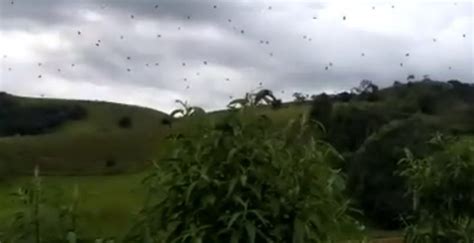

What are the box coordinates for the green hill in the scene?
[0,93,171,176]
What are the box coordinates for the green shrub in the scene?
[399,136,474,242]
[127,110,365,242]
[347,117,440,229]
[118,116,132,129]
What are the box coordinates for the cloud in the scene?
[0,0,472,112]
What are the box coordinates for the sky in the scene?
[0,0,472,112]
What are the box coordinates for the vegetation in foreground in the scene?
[0,78,473,242]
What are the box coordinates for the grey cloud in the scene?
[0,0,472,111]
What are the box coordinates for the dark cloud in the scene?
[0,0,472,111]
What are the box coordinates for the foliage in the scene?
[333,92,353,103]
[347,117,440,229]
[228,89,282,109]
[417,94,437,114]
[170,100,205,118]
[2,167,88,243]
[127,109,365,242]
[351,80,380,102]
[308,93,333,128]
[118,116,133,129]
[292,92,308,103]
[5,166,46,242]
[398,136,474,242]
[0,93,87,137]
[325,105,390,152]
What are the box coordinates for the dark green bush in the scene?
[118,116,132,129]
[347,117,440,229]
[309,93,333,128]
[399,136,474,242]
[326,105,390,152]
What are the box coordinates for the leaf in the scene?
[185,181,198,205]
[230,230,240,243]
[249,210,268,225]
[190,106,206,116]
[226,178,238,199]
[245,222,256,243]
[292,218,305,243]
[228,98,248,108]
[170,109,184,118]
[227,212,241,229]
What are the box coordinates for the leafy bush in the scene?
[399,136,474,242]
[347,117,440,229]
[326,105,390,152]
[308,93,333,128]
[118,116,133,129]
[417,94,437,114]
[127,110,364,242]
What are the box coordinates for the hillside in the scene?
[0,79,473,239]
[0,93,170,176]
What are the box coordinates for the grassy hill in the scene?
[0,93,171,176]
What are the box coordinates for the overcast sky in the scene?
[0,0,472,112]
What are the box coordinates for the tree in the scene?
[406,74,415,81]
[334,92,353,102]
[351,80,378,95]
[422,74,431,81]
[292,92,306,103]
[351,80,380,102]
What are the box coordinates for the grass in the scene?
[0,171,148,239]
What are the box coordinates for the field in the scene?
[0,173,145,238]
